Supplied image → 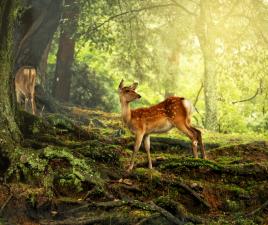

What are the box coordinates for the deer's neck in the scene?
[120,100,131,124]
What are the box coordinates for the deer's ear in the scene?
[118,79,124,90]
[130,82,138,90]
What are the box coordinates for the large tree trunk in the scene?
[0,0,21,142]
[196,0,218,131]
[202,47,218,131]
[52,0,80,102]
[13,0,63,114]
[39,39,52,88]
[14,0,63,73]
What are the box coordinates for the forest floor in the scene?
[0,106,268,225]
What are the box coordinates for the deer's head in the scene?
[118,79,141,103]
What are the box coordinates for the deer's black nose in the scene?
[138,94,141,98]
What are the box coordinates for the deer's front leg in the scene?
[144,135,152,169]
[127,132,144,172]
[31,94,36,115]
[25,97,29,112]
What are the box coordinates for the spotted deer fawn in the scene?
[118,80,206,172]
[15,66,37,115]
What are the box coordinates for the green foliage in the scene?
[70,63,117,111]
[47,0,268,134]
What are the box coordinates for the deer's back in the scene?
[130,97,189,133]
[15,66,36,95]
[132,97,187,119]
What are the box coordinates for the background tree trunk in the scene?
[196,0,218,131]
[202,47,218,131]
[39,39,52,88]
[0,0,21,142]
[14,0,63,73]
[52,0,80,102]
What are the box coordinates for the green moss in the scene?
[17,110,49,137]
[224,199,241,212]
[216,156,242,164]
[43,146,103,186]
[46,114,76,131]
[7,147,48,179]
[216,184,249,196]
[160,158,222,172]
[209,216,258,225]
[133,168,162,184]
[6,145,104,196]
[155,195,187,216]
[75,142,120,164]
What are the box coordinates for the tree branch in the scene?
[0,194,13,215]
[232,80,262,104]
[193,82,203,107]
[218,0,240,25]
[170,0,197,16]
[83,2,196,36]
[193,82,205,126]
[232,90,259,104]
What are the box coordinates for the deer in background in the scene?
[118,80,207,172]
[15,66,37,115]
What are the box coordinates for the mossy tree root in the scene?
[246,200,268,216]
[48,199,186,225]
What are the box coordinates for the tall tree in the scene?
[196,0,218,131]
[52,0,80,102]
[0,0,21,143]
[15,0,63,76]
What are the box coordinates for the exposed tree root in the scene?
[40,214,131,225]
[134,213,160,225]
[169,180,211,209]
[0,194,13,215]
[47,199,186,225]
[247,200,268,216]
[149,201,184,225]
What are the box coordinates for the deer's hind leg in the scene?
[144,135,152,169]
[16,90,23,106]
[172,119,198,158]
[191,127,206,159]
[24,96,30,113]
[30,91,36,115]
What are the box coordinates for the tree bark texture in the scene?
[196,0,218,131]
[39,38,52,88]
[0,0,21,142]
[52,0,80,102]
[14,0,63,73]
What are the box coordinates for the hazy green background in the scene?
[45,0,268,134]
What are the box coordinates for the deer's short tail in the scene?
[181,98,193,124]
